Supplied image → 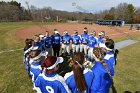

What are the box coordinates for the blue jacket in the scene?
[52,34,61,44]
[61,35,71,45]
[71,35,81,44]
[44,36,52,48]
[104,52,115,76]
[91,62,112,93]
[34,72,71,93]
[30,62,42,82]
[87,36,97,48]
[64,68,94,93]
[81,33,89,44]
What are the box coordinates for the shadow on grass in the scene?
[124,91,140,93]
[111,84,117,93]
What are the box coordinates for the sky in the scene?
[1,0,140,13]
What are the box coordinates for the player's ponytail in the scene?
[71,52,86,93]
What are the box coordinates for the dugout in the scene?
[96,20,125,26]
[136,24,140,30]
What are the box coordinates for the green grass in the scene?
[0,22,140,93]
[0,22,35,93]
[0,22,62,93]
[112,33,140,93]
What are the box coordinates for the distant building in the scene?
[136,24,140,30]
[96,20,125,27]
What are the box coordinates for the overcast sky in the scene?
[1,0,140,13]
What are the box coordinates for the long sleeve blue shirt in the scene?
[52,34,61,44]
[30,62,42,82]
[91,62,112,93]
[104,52,115,77]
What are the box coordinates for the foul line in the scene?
[0,48,23,54]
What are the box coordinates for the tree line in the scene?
[0,1,31,21]
[95,3,140,23]
[0,1,140,23]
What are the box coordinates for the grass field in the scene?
[0,22,140,93]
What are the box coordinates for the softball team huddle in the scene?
[23,27,118,93]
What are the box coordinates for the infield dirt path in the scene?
[16,24,139,39]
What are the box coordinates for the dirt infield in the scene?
[16,24,139,39]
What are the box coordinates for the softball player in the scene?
[103,41,115,77]
[92,31,98,42]
[29,50,46,82]
[39,34,45,43]
[52,30,61,57]
[98,36,109,48]
[61,31,71,56]
[71,31,81,53]
[33,35,42,47]
[97,33,103,46]
[39,34,46,51]
[24,39,34,73]
[80,29,89,55]
[34,56,71,93]
[100,31,105,38]
[91,47,112,93]
[64,52,94,93]
[100,31,109,39]
[44,31,52,56]
[33,35,43,51]
[106,39,119,65]
[87,32,97,62]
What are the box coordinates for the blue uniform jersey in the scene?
[64,68,94,93]
[35,41,42,47]
[87,36,97,48]
[98,37,103,45]
[44,36,52,48]
[52,34,61,44]
[91,62,112,93]
[34,41,44,51]
[61,35,71,45]
[34,72,71,93]
[71,35,81,44]
[81,33,89,44]
[30,62,42,82]
[104,52,115,76]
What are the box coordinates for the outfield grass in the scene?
[0,22,140,93]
